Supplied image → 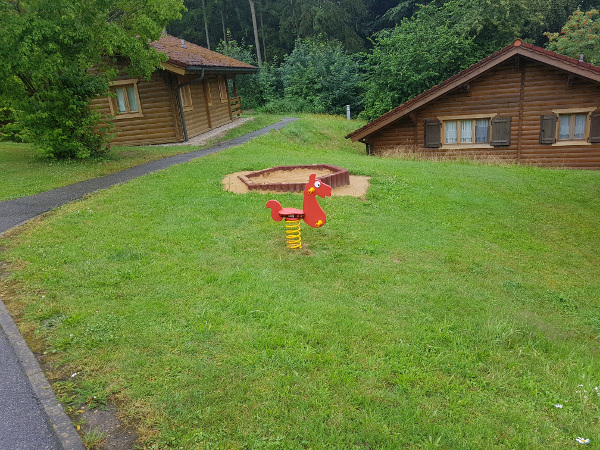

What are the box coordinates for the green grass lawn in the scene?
[0,114,281,201]
[2,114,600,448]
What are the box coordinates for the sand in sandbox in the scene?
[222,170,370,198]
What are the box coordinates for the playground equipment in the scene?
[266,173,331,249]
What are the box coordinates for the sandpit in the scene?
[223,166,370,198]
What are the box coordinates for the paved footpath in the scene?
[0,117,297,449]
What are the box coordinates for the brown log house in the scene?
[347,39,600,169]
[92,34,258,146]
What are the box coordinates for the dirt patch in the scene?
[80,405,138,449]
[223,170,370,198]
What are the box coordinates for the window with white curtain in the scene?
[443,118,491,145]
[461,120,472,143]
[475,119,489,143]
[558,113,588,141]
[445,121,457,144]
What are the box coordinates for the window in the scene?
[558,114,586,140]
[178,83,193,112]
[218,76,229,103]
[441,116,492,146]
[540,108,597,145]
[475,119,490,143]
[108,79,143,119]
[205,79,212,106]
[425,115,510,148]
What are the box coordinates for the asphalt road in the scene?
[0,323,62,450]
[0,117,297,449]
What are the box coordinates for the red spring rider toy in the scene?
[266,173,331,249]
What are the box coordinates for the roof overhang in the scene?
[161,62,258,75]
[187,66,259,74]
[347,40,600,143]
[161,61,258,76]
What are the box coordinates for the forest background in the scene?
[168,0,600,120]
[4,0,600,158]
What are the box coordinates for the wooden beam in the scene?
[161,62,186,76]
[517,61,525,161]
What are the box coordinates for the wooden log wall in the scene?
[206,76,234,129]
[181,75,211,139]
[93,66,238,146]
[91,67,182,146]
[366,56,600,169]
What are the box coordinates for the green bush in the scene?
[361,3,480,121]
[218,36,363,116]
[216,37,282,110]
[0,104,27,142]
[279,37,364,116]
[19,71,113,159]
[258,96,325,114]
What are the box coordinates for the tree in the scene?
[277,37,364,115]
[361,3,479,120]
[0,0,185,159]
[545,8,600,64]
[201,0,211,49]
[248,0,262,65]
[216,34,279,109]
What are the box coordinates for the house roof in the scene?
[150,34,258,75]
[347,39,600,142]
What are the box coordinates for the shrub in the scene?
[18,71,113,159]
[258,97,325,114]
[279,37,364,116]
[0,104,27,142]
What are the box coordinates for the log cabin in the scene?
[92,34,258,146]
[347,39,600,169]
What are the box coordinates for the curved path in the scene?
[0,117,298,449]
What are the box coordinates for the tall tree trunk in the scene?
[201,0,210,50]
[291,0,297,37]
[221,3,227,44]
[259,0,266,63]
[249,0,262,66]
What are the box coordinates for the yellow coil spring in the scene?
[285,219,302,249]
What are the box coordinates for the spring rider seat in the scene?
[266,173,331,249]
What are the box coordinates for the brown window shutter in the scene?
[491,116,511,146]
[588,111,600,143]
[424,119,441,148]
[539,114,557,144]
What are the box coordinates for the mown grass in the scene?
[0,114,281,201]
[2,114,600,448]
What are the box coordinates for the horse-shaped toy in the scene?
[266,173,331,249]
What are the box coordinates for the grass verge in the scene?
[1,114,600,448]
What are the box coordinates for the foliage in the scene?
[545,8,600,64]
[169,0,371,60]
[167,0,600,62]
[0,0,185,159]
[360,0,599,121]
[449,0,547,54]
[271,37,364,116]
[0,101,26,143]
[361,3,479,121]
[168,0,600,121]
[20,72,113,159]
[3,115,600,448]
[218,36,363,115]
[280,0,368,53]
[216,34,281,109]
